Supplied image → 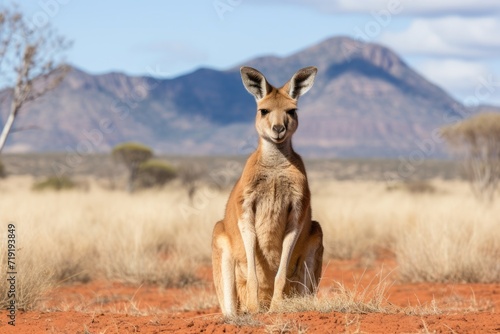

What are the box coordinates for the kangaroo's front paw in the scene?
[268,297,283,313]
[246,301,259,314]
[245,291,260,314]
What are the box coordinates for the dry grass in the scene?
[223,314,262,327]
[0,176,222,309]
[402,293,494,316]
[311,179,500,283]
[0,176,499,310]
[0,250,54,310]
[395,199,500,282]
[273,270,393,315]
[311,180,401,260]
[171,288,219,311]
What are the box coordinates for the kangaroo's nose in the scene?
[272,125,286,134]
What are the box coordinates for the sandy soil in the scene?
[2,257,499,333]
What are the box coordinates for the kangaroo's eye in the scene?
[287,109,297,117]
[260,109,270,116]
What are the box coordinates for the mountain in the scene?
[0,36,493,157]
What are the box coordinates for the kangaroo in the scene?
[212,66,323,315]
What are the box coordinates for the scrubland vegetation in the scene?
[1,172,499,311]
[313,179,500,283]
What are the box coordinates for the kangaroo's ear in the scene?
[287,66,317,100]
[240,66,272,101]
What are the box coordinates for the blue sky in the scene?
[17,0,500,105]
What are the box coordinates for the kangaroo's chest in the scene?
[253,173,295,221]
[249,171,303,261]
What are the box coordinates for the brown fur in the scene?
[212,67,323,315]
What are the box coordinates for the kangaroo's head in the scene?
[240,66,317,145]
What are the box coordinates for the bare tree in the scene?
[441,112,500,201]
[0,5,70,153]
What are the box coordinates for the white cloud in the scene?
[418,59,488,89]
[337,0,500,16]
[415,59,500,104]
[379,17,500,58]
[255,0,500,16]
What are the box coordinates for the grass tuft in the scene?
[0,252,54,310]
[223,314,262,327]
[272,271,393,314]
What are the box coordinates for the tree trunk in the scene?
[0,101,18,153]
[0,46,27,154]
[127,167,137,193]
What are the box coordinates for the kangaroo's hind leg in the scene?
[212,220,237,316]
[290,220,324,295]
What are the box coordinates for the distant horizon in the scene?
[0,150,459,160]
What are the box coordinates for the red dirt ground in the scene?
[2,257,499,333]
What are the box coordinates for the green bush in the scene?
[32,176,76,191]
[386,180,436,194]
[112,142,153,160]
[112,142,153,192]
[137,160,176,189]
[0,160,5,178]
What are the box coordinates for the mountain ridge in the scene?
[0,36,496,157]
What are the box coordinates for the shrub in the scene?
[386,180,436,194]
[32,176,76,191]
[112,142,153,193]
[441,112,500,201]
[137,159,177,188]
